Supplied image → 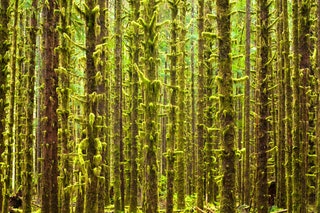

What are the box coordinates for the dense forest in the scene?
[0,0,319,212]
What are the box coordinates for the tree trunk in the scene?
[128,0,140,212]
[84,0,100,211]
[244,0,252,206]
[197,0,205,210]
[255,0,269,211]
[41,0,59,211]
[216,0,236,212]
[166,0,179,212]
[113,0,124,211]
[141,0,161,211]
[0,0,10,211]
[283,0,292,211]
[176,0,187,209]
[23,0,37,212]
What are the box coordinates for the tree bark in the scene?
[216,0,236,212]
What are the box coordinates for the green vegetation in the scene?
[1,0,320,212]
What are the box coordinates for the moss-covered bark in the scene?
[141,0,161,211]
[292,0,302,212]
[216,0,235,212]
[244,0,251,205]
[113,0,124,211]
[128,0,140,212]
[23,0,37,212]
[83,0,100,211]
[166,1,179,212]
[189,0,197,196]
[4,0,19,209]
[97,0,108,211]
[297,0,311,210]
[176,0,187,209]
[292,0,310,212]
[0,0,9,211]
[204,0,215,205]
[196,0,205,210]
[276,0,286,208]
[255,0,269,211]
[57,0,72,212]
[316,0,320,211]
[283,0,292,211]
[41,0,59,211]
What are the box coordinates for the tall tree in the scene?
[97,0,109,211]
[128,0,140,212]
[176,0,187,209]
[276,0,286,207]
[113,0,124,211]
[166,0,179,212]
[41,0,59,212]
[283,0,292,211]
[57,0,72,212]
[196,0,205,210]
[244,0,251,205]
[23,0,38,212]
[83,0,101,211]
[216,0,236,212]
[255,0,270,211]
[141,0,161,211]
[316,0,320,211]
[292,0,310,212]
[0,0,10,211]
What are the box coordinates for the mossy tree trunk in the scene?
[83,0,100,211]
[244,0,251,205]
[283,0,292,211]
[57,0,72,212]
[0,0,10,211]
[292,0,302,212]
[41,0,59,211]
[189,0,196,196]
[255,0,269,211]
[166,0,179,212]
[23,0,37,212]
[292,0,310,212]
[196,0,205,210]
[216,0,235,212]
[128,0,140,212]
[204,0,215,205]
[141,0,161,211]
[276,0,286,208]
[297,0,310,210]
[316,0,320,211]
[97,0,108,211]
[5,0,19,208]
[113,0,124,211]
[176,0,187,209]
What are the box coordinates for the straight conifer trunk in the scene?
[244,0,251,205]
[283,0,292,211]
[216,0,236,212]
[255,0,269,211]
[23,0,37,212]
[166,1,179,212]
[142,0,161,211]
[41,0,59,212]
[128,0,140,212]
[0,0,9,211]
[113,0,124,211]
[196,0,205,210]
[84,0,100,211]
[58,0,72,212]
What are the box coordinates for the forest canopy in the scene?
[0,0,319,213]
